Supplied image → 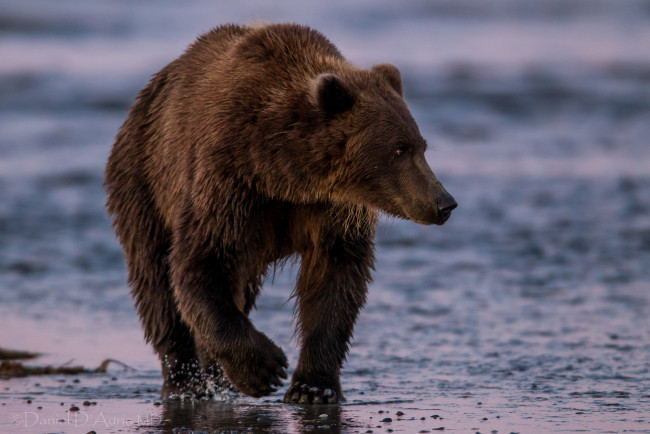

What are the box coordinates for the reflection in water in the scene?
[158,400,349,433]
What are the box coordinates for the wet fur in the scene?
[105,23,421,400]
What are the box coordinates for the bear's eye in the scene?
[394,146,408,157]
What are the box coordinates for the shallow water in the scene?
[1,0,650,433]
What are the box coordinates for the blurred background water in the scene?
[1,1,649,433]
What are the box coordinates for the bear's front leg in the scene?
[169,213,287,398]
[285,228,375,404]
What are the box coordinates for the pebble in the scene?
[381,417,392,422]
[83,400,92,406]
[396,411,405,416]
[318,414,328,419]
[70,406,80,412]
[431,414,440,419]
[26,399,32,404]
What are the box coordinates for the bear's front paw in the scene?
[219,331,288,398]
[284,382,339,404]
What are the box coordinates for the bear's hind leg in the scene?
[126,222,200,397]
[106,181,200,397]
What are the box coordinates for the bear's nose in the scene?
[436,195,457,222]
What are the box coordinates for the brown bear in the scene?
[105,23,456,404]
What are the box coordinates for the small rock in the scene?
[83,401,92,406]
[482,417,488,420]
[37,406,42,410]
[317,425,330,430]
[431,414,440,419]
[420,416,426,420]
[396,411,405,416]
[381,417,392,423]
[304,425,314,431]
[70,406,80,412]
[154,401,162,406]
[433,428,445,431]
[26,400,32,404]
[318,414,328,419]
[378,410,384,414]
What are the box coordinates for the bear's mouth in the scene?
[400,200,449,226]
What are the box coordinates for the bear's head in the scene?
[310,64,457,225]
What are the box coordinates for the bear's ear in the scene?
[310,73,355,115]
[372,63,403,96]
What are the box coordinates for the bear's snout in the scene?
[435,190,457,225]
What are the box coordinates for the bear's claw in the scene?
[283,382,338,404]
